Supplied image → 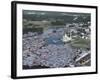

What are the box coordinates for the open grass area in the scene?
[71,37,90,49]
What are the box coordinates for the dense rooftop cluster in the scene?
[22,10,91,69]
[23,28,76,69]
[23,23,91,69]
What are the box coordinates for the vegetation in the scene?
[23,10,91,26]
[71,38,90,49]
